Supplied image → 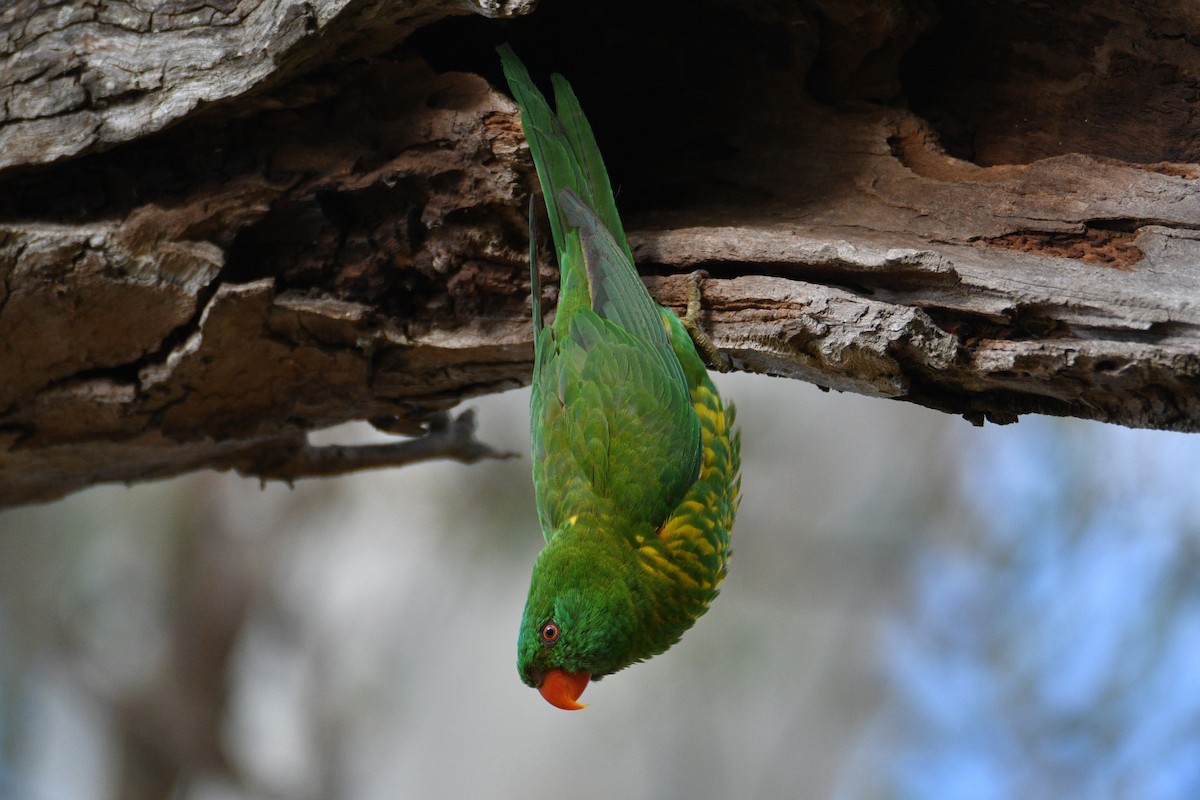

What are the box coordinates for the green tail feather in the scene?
[528,195,542,338]
[497,44,631,263]
[499,46,680,374]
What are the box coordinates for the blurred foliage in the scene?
[1,376,1199,799]
[885,420,1200,800]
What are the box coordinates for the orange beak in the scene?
[538,668,591,710]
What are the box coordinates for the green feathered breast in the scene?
[500,46,740,710]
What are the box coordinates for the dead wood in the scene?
[2,0,1198,508]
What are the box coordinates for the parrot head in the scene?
[516,539,640,710]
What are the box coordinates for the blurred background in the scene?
[2,373,1199,800]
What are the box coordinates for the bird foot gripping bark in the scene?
[680,270,733,373]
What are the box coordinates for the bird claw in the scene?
[681,270,733,373]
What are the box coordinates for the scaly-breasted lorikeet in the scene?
[500,46,741,710]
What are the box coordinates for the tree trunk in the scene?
[2,0,1198,508]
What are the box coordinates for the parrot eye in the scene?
[540,621,561,645]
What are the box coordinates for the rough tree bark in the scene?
[1,0,1198,508]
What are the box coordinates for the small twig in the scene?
[233,409,517,484]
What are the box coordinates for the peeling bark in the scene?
[2,0,1199,508]
[0,0,535,170]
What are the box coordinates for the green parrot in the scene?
[499,46,740,711]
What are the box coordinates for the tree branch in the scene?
[230,410,517,484]
[2,0,1199,509]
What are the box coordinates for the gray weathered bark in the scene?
[2,0,1198,508]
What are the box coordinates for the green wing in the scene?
[559,189,686,387]
[500,46,702,542]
